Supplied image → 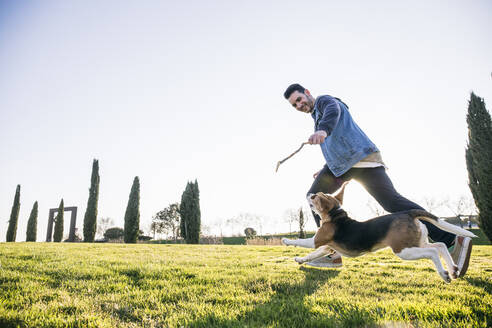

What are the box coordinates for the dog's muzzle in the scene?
[306,193,317,211]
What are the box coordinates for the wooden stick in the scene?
[275,142,309,172]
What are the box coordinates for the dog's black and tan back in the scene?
[330,211,426,256]
[313,193,438,256]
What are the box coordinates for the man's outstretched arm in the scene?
[308,96,341,144]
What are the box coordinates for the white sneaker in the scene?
[306,252,343,268]
[450,236,472,278]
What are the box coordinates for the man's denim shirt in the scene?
[311,95,378,177]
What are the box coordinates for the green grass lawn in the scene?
[0,243,490,328]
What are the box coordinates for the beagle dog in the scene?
[283,187,476,282]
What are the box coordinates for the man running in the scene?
[283,83,472,277]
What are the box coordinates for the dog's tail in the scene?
[408,209,477,238]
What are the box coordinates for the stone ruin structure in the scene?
[45,206,78,242]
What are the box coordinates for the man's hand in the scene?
[308,130,327,144]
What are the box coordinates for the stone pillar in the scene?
[66,207,78,242]
[45,208,58,242]
[46,206,78,242]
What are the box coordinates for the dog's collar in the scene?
[328,206,345,218]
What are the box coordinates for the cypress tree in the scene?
[299,207,306,239]
[6,185,21,242]
[26,201,38,242]
[179,180,201,244]
[190,180,201,243]
[83,159,100,242]
[466,92,492,242]
[124,177,140,243]
[53,199,64,242]
[179,182,191,241]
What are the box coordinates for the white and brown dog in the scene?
[283,186,476,282]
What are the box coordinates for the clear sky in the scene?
[1,0,491,241]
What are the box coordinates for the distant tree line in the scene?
[4,159,153,244]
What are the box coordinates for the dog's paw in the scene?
[281,238,292,246]
[451,265,459,279]
[440,271,451,283]
[294,257,304,264]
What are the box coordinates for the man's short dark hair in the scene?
[284,83,305,99]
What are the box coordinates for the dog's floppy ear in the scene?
[333,182,348,205]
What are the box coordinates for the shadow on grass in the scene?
[118,268,145,286]
[187,266,376,328]
[464,276,492,294]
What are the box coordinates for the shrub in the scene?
[104,227,124,240]
[244,227,257,238]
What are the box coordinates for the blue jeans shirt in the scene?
[311,95,378,177]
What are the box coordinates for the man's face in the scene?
[288,90,314,113]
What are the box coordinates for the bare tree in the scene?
[283,209,298,234]
[366,198,386,217]
[225,216,240,236]
[201,224,212,237]
[96,217,114,239]
[443,195,478,227]
[420,196,444,213]
[211,218,225,237]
